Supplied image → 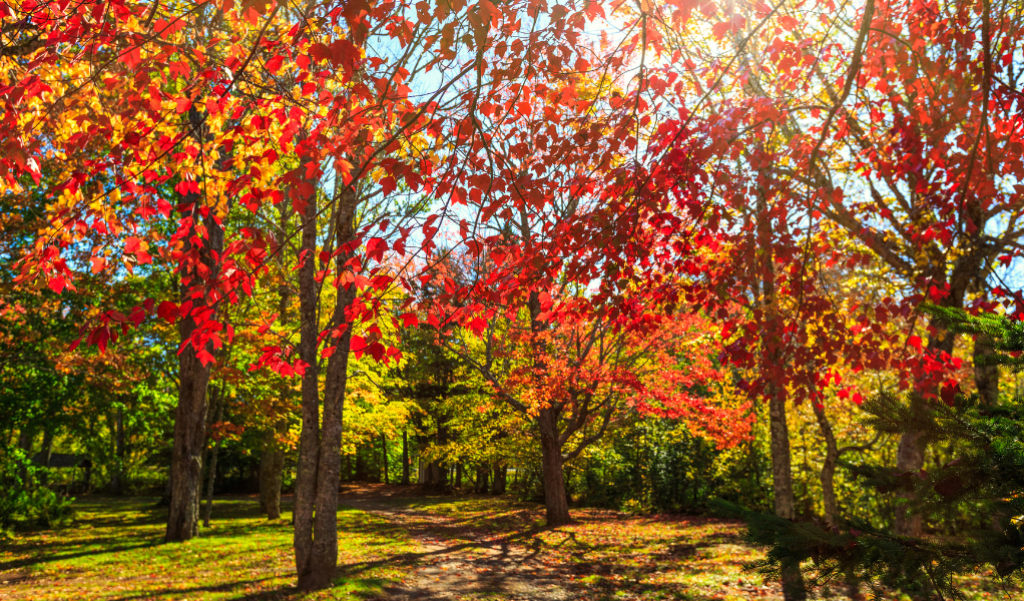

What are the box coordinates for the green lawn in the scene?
[0,497,414,600]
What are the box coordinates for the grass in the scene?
[1,491,1021,601]
[0,496,414,600]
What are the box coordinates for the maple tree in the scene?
[631,0,1024,551]
[422,245,750,525]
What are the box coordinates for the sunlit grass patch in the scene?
[0,496,414,600]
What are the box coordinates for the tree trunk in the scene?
[455,462,463,489]
[293,172,323,588]
[475,465,489,493]
[894,324,956,537]
[973,331,1003,533]
[40,428,53,486]
[894,428,925,536]
[974,332,999,406]
[166,105,222,544]
[167,311,212,542]
[381,433,389,484]
[259,420,287,519]
[756,184,805,601]
[293,174,358,591]
[811,401,840,525]
[768,393,797,520]
[490,464,506,494]
[538,406,571,526]
[202,437,221,528]
[202,387,224,528]
[110,406,125,494]
[260,171,292,521]
[401,430,410,485]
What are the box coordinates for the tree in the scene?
[727,305,1024,600]
[643,0,1024,542]
[427,243,749,525]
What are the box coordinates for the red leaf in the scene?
[48,275,66,294]
[157,301,180,323]
[265,53,285,74]
[365,237,388,262]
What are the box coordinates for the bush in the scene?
[0,450,75,531]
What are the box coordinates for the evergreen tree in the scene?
[717,305,1024,600]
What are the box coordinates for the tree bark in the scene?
[894,321,957,537]
[401,430,410,485]
[974,332,999,406]
[167,339,211,541]
[811,401,840,525]
[381,433,389,484]
[768,393,797,520]
[490,464,506,494]
[166,105,223,543]
[259,420,287,519]
[293,176,358,591]
[202,391,224,528]
[260,168,292,521]
[110,406,125,494]
[475,465,489,493]
[756,180,806,601]
[293,172,323,587]
[538,406,571,526]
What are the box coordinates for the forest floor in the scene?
[0,484,1017,601]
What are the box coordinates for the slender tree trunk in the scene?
[756,182,806,601]
[768,394,797,520]
[167,341,210,541]
[475,465,489,493]
[382,433,389,484]
[260,175,292,520]
[293,174,323,587]
[202,422,222,527]
[259,420,287,519]
[538,406,571,526]
[401,430,410,485]
[975,332,999,406]
[895,323,956,537]
[259,429,274,514]
[111,406,125,494]
[201,395,222,532]
[202,387,224,528]
[973,331,1003,533]
[293,176,358,591]
[455,462,463,489]
[490,464,506,494]
[166,105,223,543]
[526,286,572,526]
[811,401,840,525]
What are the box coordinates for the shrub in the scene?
[0,449,75,531]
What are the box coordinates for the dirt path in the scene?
[339,485,580,600]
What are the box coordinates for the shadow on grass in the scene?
[0,541,162,572]
[104,576,283,601]
[104,575,401,601]
[335,491,739,601]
